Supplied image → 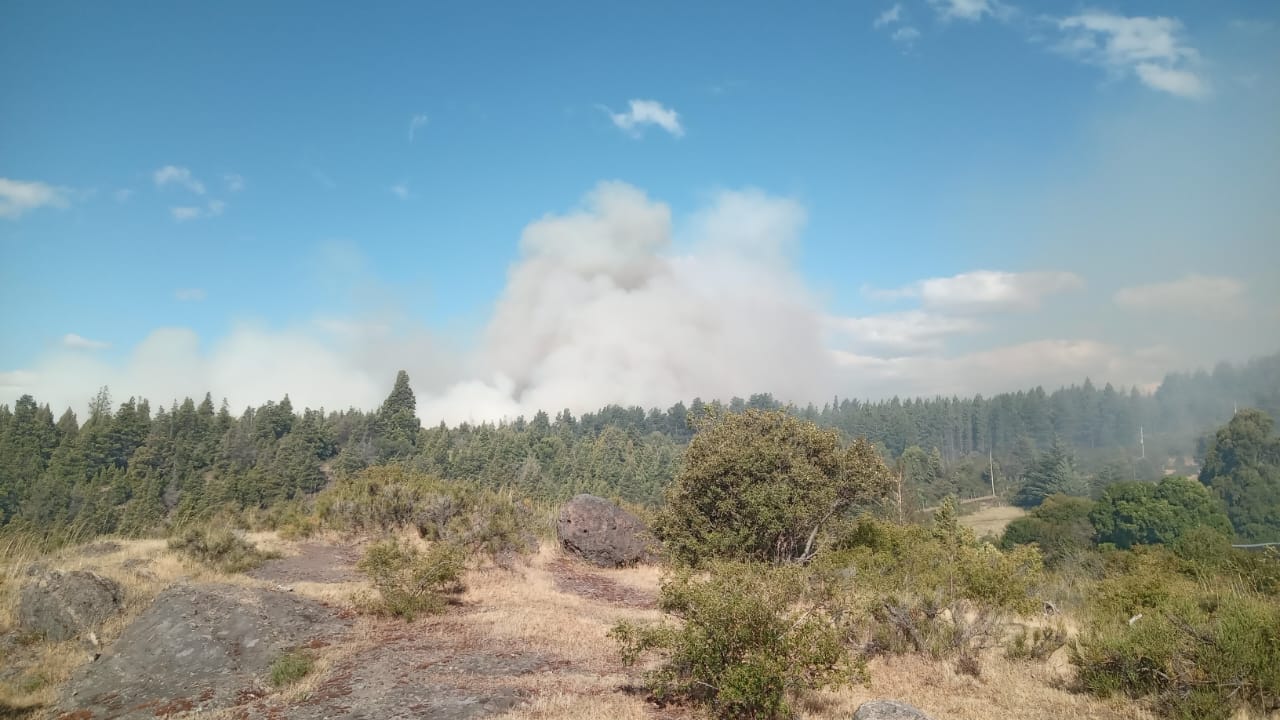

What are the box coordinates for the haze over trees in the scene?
[0,352,1277,545]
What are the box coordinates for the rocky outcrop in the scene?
[57,582,350,719]
[853,699,936,720]
[556,494,654,567]
[18,568,122,641]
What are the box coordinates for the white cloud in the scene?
[153,165,206,194]
[1057,13,1206,98]
[831,339,1175,398]
[0,178,70,219]
[604,99,684,138]
[224,174,245,193]
[827,311,980,354]
[390,183,410,200]
[930,0,1000,22]
[874,4,902,28]
[870,270,1084,313]
[171,199,225,221]
[61,334,109,351]
[113,188,134,203]
[409,114,429,142]
[892,27,922,46]
[174,288,206,302]
[1114,274,1245,315]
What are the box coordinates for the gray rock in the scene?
[57,582,350,719]
[556,494,654,567]
[18,569,122,641]
[853,699,936,720]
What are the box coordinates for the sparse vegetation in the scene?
[167,525,277,573]
[269,650,315,687]
[356,538,465,619]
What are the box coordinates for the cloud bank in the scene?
[2,181,1270,425]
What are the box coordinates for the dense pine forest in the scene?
[1,352,1277,543]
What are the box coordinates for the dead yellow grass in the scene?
[960,504,1026,538]
[795,653,1154,720]
[0,531,297,712]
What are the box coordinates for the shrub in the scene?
[357,539,464,620]
[167,525,277,573]
[822,506,1045,674]
[269,650,315,687]
[1072,546,1280,719]
[317,466,536,563]
[1005,623,1068,660]
[610,562,861,719]
[655,409,891,566]
[1000,494,1095,564]
[1090,477,1231,550]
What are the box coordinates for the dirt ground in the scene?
[5,534,1163,720]
[959,505,1027,539]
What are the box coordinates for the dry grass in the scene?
[795,653,1155,720]
[959,504,1026,539]
[0,531,294,713]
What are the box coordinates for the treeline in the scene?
[0,353,1277,542]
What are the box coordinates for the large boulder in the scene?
[557,494,654,567]
[853,700,936,720]
[57,582,350,719]
[18,568,122,641]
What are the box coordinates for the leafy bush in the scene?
[823,504,1044,673]
[356,538,465,620]
[610,562,861,719]
[655,409,891,566]
[269,650,315,687]
[1090,477,1231,550]
[1072,545,1280,719]
[1000,494,1095,564]
[1005,623,1067,661]
[317,466,536,563]
[167,525,277,573]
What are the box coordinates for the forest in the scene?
[0,351,1277,545]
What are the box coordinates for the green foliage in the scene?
[1199,408,1280,542]
[1013,441,1090,508]
[316,465,537,562]
[610,562,861,719]
[1004,623,1067,661]
[269,650,315,687]
[166,525,277,573]
[1071,544,1280,719]
[1001,494,1095,563]
[656,409,891,565]
[1090,476,1232,549]
[356,539,464,620]
[823,508,1044,672]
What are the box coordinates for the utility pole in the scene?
[988,449,996,497]
[1139,425,1145,461]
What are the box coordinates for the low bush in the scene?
[1004,623,1068,661]
[269,650,315,687]
[167,525,277,573]
[822,503,1045,674]
[1072,545,1280,719]
[317,466,536,563]
[610,562,861,719]
[356,538,465,620]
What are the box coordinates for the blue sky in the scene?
[2,0,1278,421]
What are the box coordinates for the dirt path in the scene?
[549,557,657,610]
[247,543,363,585]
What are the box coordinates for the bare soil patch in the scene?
[247,542,363,585]
[549,557,658,610]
